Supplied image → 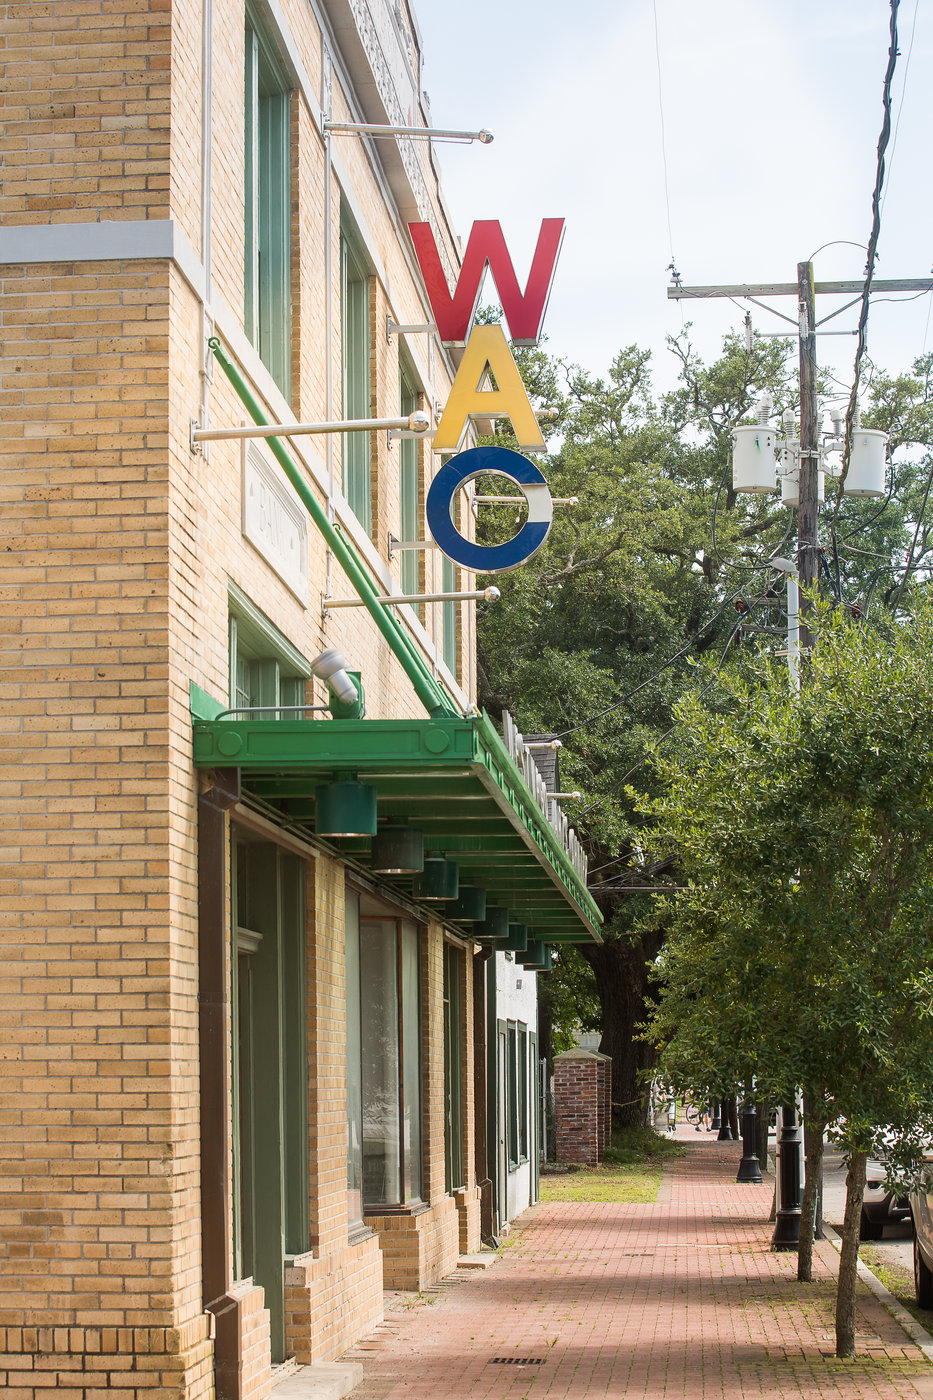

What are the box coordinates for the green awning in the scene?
[191,701,601,943]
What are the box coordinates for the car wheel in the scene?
[914,1231,933,1309]
[860,1207,883,1241]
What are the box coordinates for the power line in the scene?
[651,0,677,270]
[575,621,744,820]
[879,0,921,220]
[551,591,739,741]
[831,0,901,519]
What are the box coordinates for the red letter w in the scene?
[408,218,565,346]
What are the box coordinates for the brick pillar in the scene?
[554,1051,610,1167]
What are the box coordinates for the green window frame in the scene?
[228,582,310,716]
[507,1022,519,1169]
[346,896,424,1214]
[518,1025,528,1163]
[245,7,291,398]
[231,837,308,1363]
[341,224,372,532]
[443,941,465,1192]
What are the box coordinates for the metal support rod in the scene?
[387,316,435,341]
[207,337,455,719]
[324,586,500,609]
[668,277,933,299]
[786,575,800,692]
[324,120,493,143]
[192,411,429,446]
[472,495,579,505]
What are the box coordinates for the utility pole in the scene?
[796,262,820,650]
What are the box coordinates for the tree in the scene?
[477,330,933,1131]
[476,329,800,1121]
[643,597,933,1357]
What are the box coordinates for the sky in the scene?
[411,0,932,400]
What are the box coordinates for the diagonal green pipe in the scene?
[207,337,456,719]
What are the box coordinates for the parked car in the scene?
[861,1155,912,1240]
[910,1174,933,1307]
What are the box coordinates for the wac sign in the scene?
[410,218,564,573]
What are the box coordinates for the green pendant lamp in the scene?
[473,904,509,940]
[520,940,553,971]
[413,853,459,901]
[504,921,528,953]
[370,824,424,874]
[446,885,487,922]
[315,779,377,837]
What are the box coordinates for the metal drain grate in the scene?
[490,1357,546,1366]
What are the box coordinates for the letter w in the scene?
[408,218,565,346]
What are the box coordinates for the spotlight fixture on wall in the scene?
[310,649,359,708]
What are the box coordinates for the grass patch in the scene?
[540,1163,662,1203]
[602,1125,686,1167]
[540,1127,684,1204]
[858,1244,932,1332]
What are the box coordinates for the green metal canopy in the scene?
[191,701,602,943]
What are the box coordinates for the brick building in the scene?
[0,2,601,1397]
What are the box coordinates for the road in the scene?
[821,1143,914,1278]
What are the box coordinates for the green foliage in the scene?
[644,594,933,1161]
[601,1124,686,1165]
[538,945,600,1055]
[476,329,933,1125]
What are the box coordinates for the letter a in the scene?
[433,325,546,453]
[409,219,565,345]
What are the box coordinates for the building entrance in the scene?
[232,837,309,1363]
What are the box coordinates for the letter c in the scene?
[425,445,553,573]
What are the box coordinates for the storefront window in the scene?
[346,894,423,1216]
[345,890,364,1230]
[443,942,465,1191]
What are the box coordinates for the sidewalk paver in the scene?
[341,1128,933,1399]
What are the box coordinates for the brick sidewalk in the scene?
[342,1130,933,1400]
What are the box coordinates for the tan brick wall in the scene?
[0,0,487,1393]
[285,1235,382,1364]
[0,4,172,226]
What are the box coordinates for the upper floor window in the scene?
[245,9,291,397]
[341,224,372,532]
[228,582,310,716]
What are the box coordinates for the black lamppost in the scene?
[736,1091,763,1184]
[771,1103,803,1248]
[717,1099,734,1141]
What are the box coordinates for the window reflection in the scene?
[346,896,423,1216]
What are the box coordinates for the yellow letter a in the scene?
[433,324,546,453]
